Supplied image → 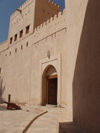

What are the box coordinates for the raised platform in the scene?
[59,122,86,133]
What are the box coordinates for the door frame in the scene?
[40,54,62,106]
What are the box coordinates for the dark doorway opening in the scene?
[47,77,57,105]
[42,65,58,106]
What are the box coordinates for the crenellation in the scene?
[11,0,33,20]
[47,19,50,24]
[50,16,54,21]
[58,11,62,16]
[34,0,61,28]
[48,0,61,11]
[34,10,65,32]
[0,6,66,54]
[32,11,66,45]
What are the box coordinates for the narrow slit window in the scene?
[26,25,30,34]
[10,37,13,44]
[14,34,17,41]
[20,30,23,38]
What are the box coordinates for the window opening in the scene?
[20,30,23,38]
[26,25,30,34]
[10,37,13,44]
[14,34,17,41]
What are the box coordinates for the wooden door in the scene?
[47,78,57,105]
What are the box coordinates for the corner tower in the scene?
[34,0,61,28]
[8,0,61,46]
[8,0,36,46]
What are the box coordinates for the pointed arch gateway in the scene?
[42,65,58,105]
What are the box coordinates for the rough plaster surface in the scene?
[0,0,100,133]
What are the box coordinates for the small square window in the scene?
[20,30,23,38]
[26,25,30,34]
[10,37,13,44]
[14,34,17,41]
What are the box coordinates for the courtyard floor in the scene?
[0,104,86,133]
[0,104,69,133]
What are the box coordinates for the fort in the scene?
[0,0,100,133]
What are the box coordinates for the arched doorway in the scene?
[42,65,58,105]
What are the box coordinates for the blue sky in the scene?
[0,0,65,43]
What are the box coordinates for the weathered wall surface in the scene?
[65,0,100,132]
[72,0,100,132]
[1,0,100,132]
[0,8,67,106]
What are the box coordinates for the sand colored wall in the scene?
[65,0,100,132]
[0,8,67,106]
[0,0,100,132]
[64,0,88,120]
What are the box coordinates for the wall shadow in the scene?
[73,0,100,133]
[0,76,5,103]
[59,122,85,133]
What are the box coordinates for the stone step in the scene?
[59,122,86,133]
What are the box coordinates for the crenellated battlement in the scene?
[34,10,66,32]
[33,9,66,43]
[1,0,66,49]
[34,0,61,28]
[10,0,34,20]
[48,0,61,10]
[10,0,61,20]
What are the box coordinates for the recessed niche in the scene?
[26,25,30,34]
[19,30,23,38]
[10,37,13,44]
[14,34,17,41]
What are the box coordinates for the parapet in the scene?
[34,0,61,28]
[48,0,61,11]
[10,0,34,20]
[33,9,66,43]
[34,9,66,31]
